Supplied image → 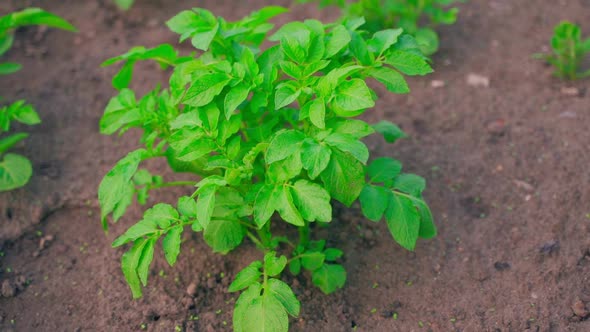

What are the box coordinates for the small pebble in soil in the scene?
[186,282,198,297]
[560,87,580,97]
[493,261,511,271]
[486,119,506,135]
[466,73,490,88]
[572,300,589,318]
[559,111,577,119]
[513,180,535,192]
[430,80,445,88]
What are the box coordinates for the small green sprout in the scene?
[535,21,590,80]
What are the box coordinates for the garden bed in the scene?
[1,0,590,330]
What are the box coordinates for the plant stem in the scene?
[152,181,195,189]
[256,222,272,248]
[246,231,265,250]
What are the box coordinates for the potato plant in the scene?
[99,6,436,331]
[535,21,590,80]
[0,8,75,191]
[298,0,464,55]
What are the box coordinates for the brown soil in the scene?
[1,0,590,331]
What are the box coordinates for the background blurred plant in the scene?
[535,21,590,80]
[298,0,465,55]
[0,8,75,191]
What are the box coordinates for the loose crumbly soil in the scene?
[1,0,590,331]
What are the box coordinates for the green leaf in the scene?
[360,184,391,221]
[367,157,402,183]
[330,119,375,139]
[253,184,281,228]
[137,237,156,286]
[320,149,365,207]
[241,295,288,332]
[177,196,198,219]
[307,98,326,129]
[98,149,147,227]
[325,25,351,57]
[312,264,346,294]
[373,121,407,143]
[369,29,403,54]
[0,62,21,75]
[112,203,179,247]
[191,22,220,51]
[0,133,28,154]
[264,252,287,276]
[0,153,32,192]
[266,130,305,164]
[100,89,140,135]
[411,197,436,239]
[162,225,183,266]
[224,83,250,119]
[394,174,426,196]
[301,139,331,180]
[385,193,420,251]
[368,67,409,94]
[385,50,433,76]
[289,258,301,275]
[267,278,300,317]
[9,101,41,125]
[274,81,301,110]
[276,186,305,226]
[290,180,332,222]
[234,283,263,332]
[323,248,343,261]
[121,238,149,298]
[301,252,325,271]
[197,185,217,229]
[350,32,373,65]
[229,261,263,292]
[415,28,439,56]
[267,152,303,183]
[203,218,245,254]
[114,0,134,10]
[332,79,375,116]
[324,133,369,164]
[279,61,302,79]
[9,8,77,31]
[183,72,231,107]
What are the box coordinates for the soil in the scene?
[1,0,590,331]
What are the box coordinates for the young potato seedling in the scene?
[0,8,76,191]
[99,6,436,331]
[535,21,590,80]
[298,0,465,55]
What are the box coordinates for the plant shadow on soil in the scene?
[1,0,590,331]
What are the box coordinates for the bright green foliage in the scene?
[298,0,465,55]
[98,7,435,331]
[1,8,76,74]
[0,9,75,191]
[114,0,135,10]
[535,21,590,80]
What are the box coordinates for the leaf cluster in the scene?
[535,21,590,80]
[98,6,436,331]
[298,0,465,55]
[0,9,75,191]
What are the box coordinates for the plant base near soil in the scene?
[1,0,590,331]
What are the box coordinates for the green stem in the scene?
[152,181,195,189]
[256,221,273,248]
[247,231,265,250]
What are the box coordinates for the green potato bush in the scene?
[98,6,436,331]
